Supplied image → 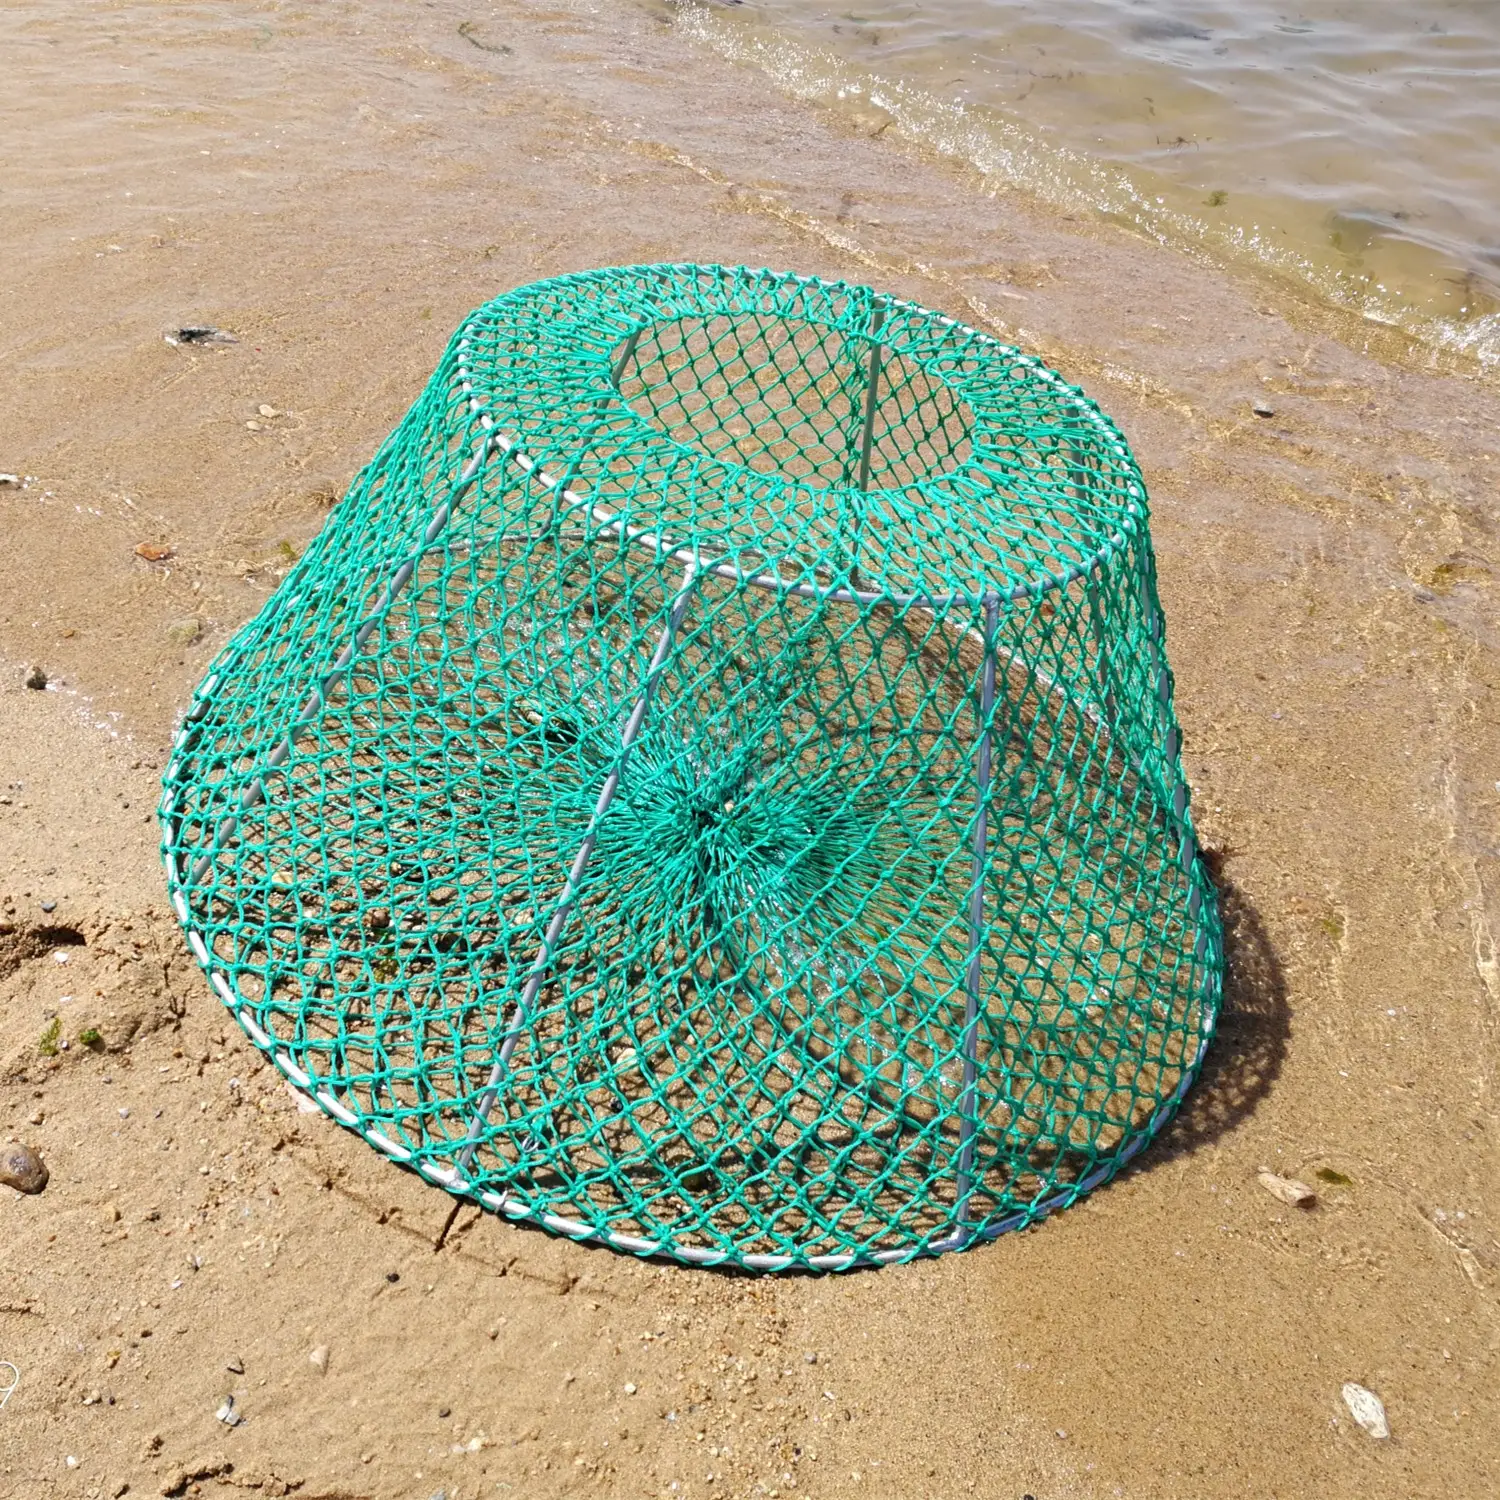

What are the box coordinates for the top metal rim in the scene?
[449,263,1149,606]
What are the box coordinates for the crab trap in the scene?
[160,263,1222,1271]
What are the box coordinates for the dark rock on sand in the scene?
[0,1141,49,1194]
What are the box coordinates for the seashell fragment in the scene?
[1257,1168,1316,1209]
[1342,1382,1389,1439]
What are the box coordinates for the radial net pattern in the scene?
[160,264,1223,1270]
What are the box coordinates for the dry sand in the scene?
[1,2,1497,1497]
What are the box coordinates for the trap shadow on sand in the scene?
[1150,854,1289,1159]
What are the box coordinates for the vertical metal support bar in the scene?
[954,592,1000,1235]
[1084,572,1117,724]
[834,300,885,590]
[854,302,885,495]
[547,326,645,524]
[456,561,702,1172]
[611,326,643,386]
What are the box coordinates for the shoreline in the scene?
[666,0,1500,381]
[1,1,1496,1496]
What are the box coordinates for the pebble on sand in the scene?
[134,542,174,563]
[309,1345,330,1375]
[168,325,238,346]
[165,616,202,647]
[24,665,47,690]
[0,1142,49,1194]
[1341,1381,1389,1439]
[1257,1169,1316,1209]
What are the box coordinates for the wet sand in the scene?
[1,2,1497,1497]
[677,0,1500,361]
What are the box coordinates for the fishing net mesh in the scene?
[160,264,1222,1271]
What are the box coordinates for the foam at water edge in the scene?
[675,3,1500,371]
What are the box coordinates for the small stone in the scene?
[226,1357,244,1374]
[309,1345,329,1374]
[215,1395,242,1426]
[1342,1381,1389,1439]
[622,1382,637,1395]
[803,1352,818,1365]
[1257,1169,1316,1209]
[165,617,202,647]
[1252,402,1275,418]
[104,1202,121,1224]
[245,421,261,432]
[83,1389,101,1405]
[257,404,279,418]
[133,542,173,563]
[24,666,47,690]
[39,900,55,912]
[27,1110,43,1125]
[0,473,19,485]
[284,1082,319,1115]
[0,1141,48,1193]
[438,1405,451,1418]
[66,1455,79,1468]
[385,1271,400,1283]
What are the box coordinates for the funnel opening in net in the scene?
[613,312,976,491]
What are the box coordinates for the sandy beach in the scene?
[1,2,1497,1497]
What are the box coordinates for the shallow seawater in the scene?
[673,0,1500,367]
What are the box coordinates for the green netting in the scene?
[159,264,1222,1271]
